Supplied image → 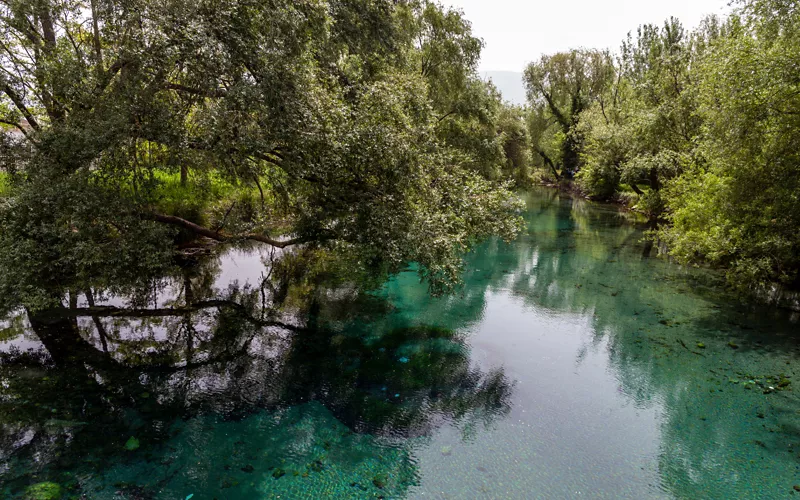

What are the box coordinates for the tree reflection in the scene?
[283,322,511,438]
[7,187,796,498]
[0,245,512,498]
[479,188,800,498]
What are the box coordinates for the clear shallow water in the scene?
[2,188,799,499]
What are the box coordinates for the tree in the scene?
[0,0,523,311]
[523,49,613,179]
[496,104,532,185]
[407,2,509,180]
[577,17,711,224]
[660,1,800,291]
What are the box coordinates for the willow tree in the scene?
[523,49,613,179]
[408,1,508,180]
[577,17,717,223]
[0,0,523,311]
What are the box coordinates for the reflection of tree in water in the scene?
[0,246,512,498]
[291,187,800,498]
[283,321,512,438]
[472,189,800,498]
[9,188,796,498]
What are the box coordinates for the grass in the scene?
[144,169,291,235]
[0,166,291,235]
[147,170,238,224]
[0,171,10,198]
[150,170,237,204]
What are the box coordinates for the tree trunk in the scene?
[642,219,658,258]
[536,149,560,181]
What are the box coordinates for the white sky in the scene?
[445,0,732,72]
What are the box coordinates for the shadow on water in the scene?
[0,247,512,498]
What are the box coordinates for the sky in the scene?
[445,0,732,72]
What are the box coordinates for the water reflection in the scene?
[462,189,800,498]
[354,188,800,498]
[1,188,799,499]
[0,245,512,498]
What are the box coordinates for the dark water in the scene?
[2,189,799,499]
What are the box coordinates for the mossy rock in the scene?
[124,436,140,451]
[24,482,63,500]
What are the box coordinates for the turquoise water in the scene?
[1,188,799,498]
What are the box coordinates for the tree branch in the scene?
[535,147,560,180]
[42,301,302,332]
[436,110,457,123]
[90,0,103,70]
[92,58,129,99]
[164,83,227,98]
[1,80,40,131]
[146,211,313,248]
[0,118,34,142]
[537,84,569,130]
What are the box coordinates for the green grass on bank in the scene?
[0,172,10,198]
[0,167,288,233]
[144,169,292,236]
[147,170,238,225]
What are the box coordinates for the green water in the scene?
[1,188,799,499]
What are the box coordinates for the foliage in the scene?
[23,482,63,500]
[0,171,9,198]
[0,0,525,310]
[577,17,707,214]
[524,49,614,179]
[496,105,532,185]
[524,2,800,294]
[659,1,800,291]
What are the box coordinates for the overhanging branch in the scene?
[0,118,35,142]
[146,211,312,248]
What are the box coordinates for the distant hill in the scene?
[482,71,526,106]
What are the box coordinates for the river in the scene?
[1,188,798,499]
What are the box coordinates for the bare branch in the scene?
[436,110,456,123]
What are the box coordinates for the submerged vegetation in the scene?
[524,0,800,296]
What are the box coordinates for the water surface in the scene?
[2,189,799,499]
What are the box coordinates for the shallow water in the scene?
[2,188,799,499]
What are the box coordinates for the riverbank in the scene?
[533,179,800,313]
[536,177,645,217]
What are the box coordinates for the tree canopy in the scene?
[523,0,800,296]
[0,0,528,311]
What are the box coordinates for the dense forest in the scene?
[0,0,798,310]
[524,0,800,295]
